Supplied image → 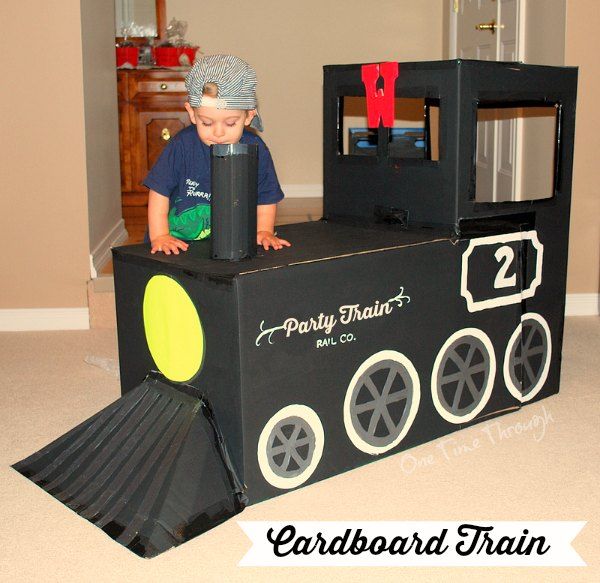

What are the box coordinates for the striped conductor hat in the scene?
[185,54,264,131]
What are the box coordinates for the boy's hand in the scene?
[257,230,291,251]
[150,234,189,255]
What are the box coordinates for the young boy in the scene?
[144,54,291,255]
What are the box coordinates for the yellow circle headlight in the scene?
[143,275,204,383]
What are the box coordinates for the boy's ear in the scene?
[184,102,197,124]
[244,109,257,127]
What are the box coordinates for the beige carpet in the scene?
[0,317,598,582]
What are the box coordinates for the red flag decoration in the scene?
[361,62,399,128]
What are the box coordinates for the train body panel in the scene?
[113,214,561,504]
[237,234,528,502]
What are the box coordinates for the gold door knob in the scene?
[160,83,168,90]
[161,128,171,141]
[475,19,503,34]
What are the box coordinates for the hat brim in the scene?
[250,110,264,132]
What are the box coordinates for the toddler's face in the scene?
[185,103,256,146]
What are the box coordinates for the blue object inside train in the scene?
[349,127,426,157]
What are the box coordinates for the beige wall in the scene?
[81,0,122,254]
[524,0,566,66]
[0,0,90,309]
[565,0,600,294]
[169,0,445,184]
[520,2,566,203]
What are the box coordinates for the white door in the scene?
[454,0,522,202]
[456,0,498,61]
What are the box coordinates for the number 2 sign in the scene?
[460,231,544,312]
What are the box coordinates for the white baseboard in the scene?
[89,218,129,278]
[0,308,90,331]
[565,293,600,316]
[281,184,323,198]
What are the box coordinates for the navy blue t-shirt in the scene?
[144,125,284,240]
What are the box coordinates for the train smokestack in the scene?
[210,143,258,261]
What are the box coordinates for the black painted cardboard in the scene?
[324,59,578,230]
[13,373,246,557]
[112,213,557,504]
[211,143,258,260]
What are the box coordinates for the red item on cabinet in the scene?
[154,46,198,67]
[116,47,139,67]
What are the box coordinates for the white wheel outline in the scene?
[504,312,552,403]
[257,404,324,490]
[344,350,421,455]
[431,328,496,424]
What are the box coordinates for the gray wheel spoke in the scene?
[386,387,409,405]
[468,362,487,376]
[523,326,536,351]
[441,371,464,384]
[381,367,398,399]
[381,407,397,433]
[354,401,377,414]
[447,350,466,369]
[452,380,466,410]
[270,443,288,455]
[292,436,311,448]
[524,345,544,357]
[524,359,537,386]
[289,449,307,467]
[288,425,301,444]
[465,375,482,400]
[367,409,382,434]
[464,344,477,368]
[275,428,288,444]
[363,377,381,400]
[281,449,292,470]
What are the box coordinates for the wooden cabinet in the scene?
[118,69,191,241]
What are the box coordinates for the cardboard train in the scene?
[14,60,578,558]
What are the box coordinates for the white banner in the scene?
[238,521,586,567]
